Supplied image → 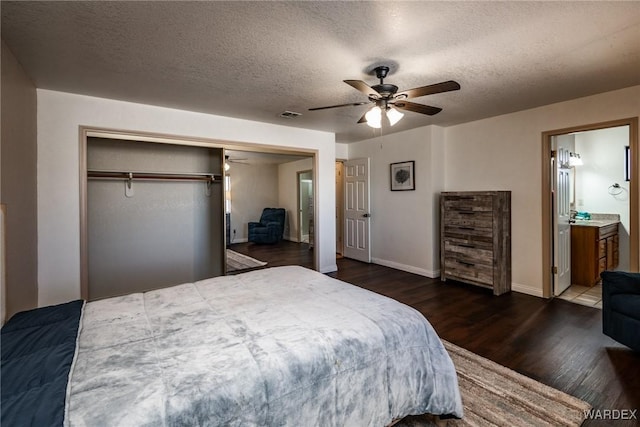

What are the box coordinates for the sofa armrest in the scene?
[601,271,640,297]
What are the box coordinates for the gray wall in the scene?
[1,40,38,318]
[228,162,279,243]
[87,138,224,300]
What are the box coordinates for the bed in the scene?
[2,266,463,426]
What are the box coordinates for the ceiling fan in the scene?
[309,66,460,128]
[224,155,248,171]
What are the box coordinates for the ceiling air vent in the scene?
[279,111,302,119]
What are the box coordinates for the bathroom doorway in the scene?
[542,118,639,304]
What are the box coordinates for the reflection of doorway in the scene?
[297,170,313,245]
[542,118,639,300]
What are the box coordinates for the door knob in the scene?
[363,213,371,218]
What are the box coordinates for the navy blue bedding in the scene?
[1,300,83,427]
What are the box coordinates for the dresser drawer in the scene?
[444,195,493,212]
[443,237,493,254]
[443,224,493,240]
[443,259,494,286]
[443,210,493,228]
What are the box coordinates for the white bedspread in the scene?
[67,266,462,426]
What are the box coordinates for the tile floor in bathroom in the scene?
[557,283,602,308]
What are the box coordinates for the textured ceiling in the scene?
[2,1,639,143]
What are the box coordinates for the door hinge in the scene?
[551,150,557,159]
[552,266,558,274]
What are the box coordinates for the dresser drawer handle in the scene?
[459,244,475,248]
[459,226,475,230]
[458,260,475,267]
[458,211,474,215]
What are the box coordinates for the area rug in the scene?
[395,340,591,427]
[227,249,267,272]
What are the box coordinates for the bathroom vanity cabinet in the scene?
[571,221,619,287]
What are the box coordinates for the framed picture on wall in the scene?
[390,161,415,191]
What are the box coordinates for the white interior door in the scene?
[344,158,371,262]
[553,137,572,296]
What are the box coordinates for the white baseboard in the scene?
[346,255,546,298]
[371,258,440,278]
[511,282,544,298]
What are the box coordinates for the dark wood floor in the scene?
[230,241,640,426]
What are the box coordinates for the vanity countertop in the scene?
[571,219,619,227]
[570,213,620,228]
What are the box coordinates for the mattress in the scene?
[3,266,463,426]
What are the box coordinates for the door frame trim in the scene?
[541,117,639,298]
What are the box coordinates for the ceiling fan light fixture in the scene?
[386,107,404,126]
[365,106,382,128]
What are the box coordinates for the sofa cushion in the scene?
[610,294,640,320]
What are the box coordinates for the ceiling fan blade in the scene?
[344,80,381,98]
[394,101,442,116]
[395,80,460,99]
[357,112,368,124]
[308,101,370,111]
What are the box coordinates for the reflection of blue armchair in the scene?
[248,208,285,244]
[601,271,640,351]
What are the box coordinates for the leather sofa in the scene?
[601,271,640,351]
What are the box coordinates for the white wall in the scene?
[228,162,279,242]
[37,90,336,307]
[445,85,640,296]
[348,126,445,277]
[278,158,314,241]
[575,126,631,270]
[335,143,349,160]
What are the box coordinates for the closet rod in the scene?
[87,169,222,182]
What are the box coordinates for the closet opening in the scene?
[79,127,318,300]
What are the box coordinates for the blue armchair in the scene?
[248,208,286,244]
[601,271,640,352]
